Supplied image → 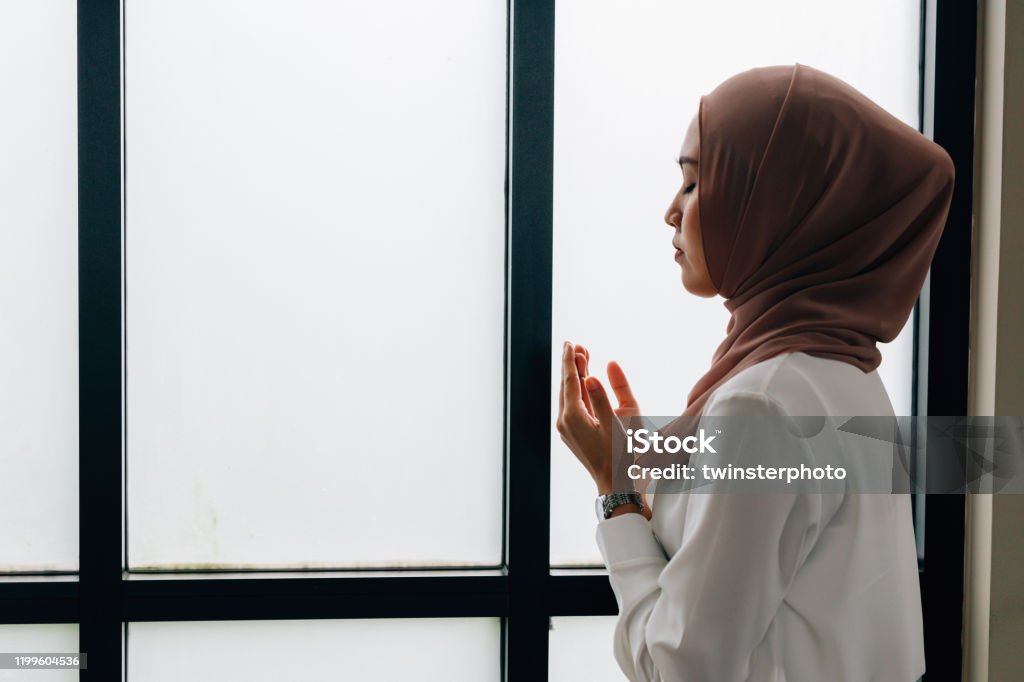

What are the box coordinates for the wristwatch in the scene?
[595,490,645,521]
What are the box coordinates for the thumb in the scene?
[607,360,640,415]
[585,376,614,423]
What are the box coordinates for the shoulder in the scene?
[702,389,788,418]
[703,352,808,417]
[705,351,883,417]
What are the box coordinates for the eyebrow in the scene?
[675,155,698,168]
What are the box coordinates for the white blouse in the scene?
[595,351,925,681]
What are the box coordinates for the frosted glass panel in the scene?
[0,2,78,572]
[551,0,921,564]
[128,618,499,681]
[125,1,506,568]
[0,624,79,682]
[878,324,914,417]
[549,617,623,681]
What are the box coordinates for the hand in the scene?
[603,356,654,519]
[556,341,610,490]
[556,341,652,520]
[567,342,643,421]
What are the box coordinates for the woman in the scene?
[556,62,954,681]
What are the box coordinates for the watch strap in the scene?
[598,490,644,520]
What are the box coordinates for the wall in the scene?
[965,0,1024,680]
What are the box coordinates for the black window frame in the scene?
[0,1,975,680]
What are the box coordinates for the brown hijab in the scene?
[682,62,955,418]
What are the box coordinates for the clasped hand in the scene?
[555,341,653,520]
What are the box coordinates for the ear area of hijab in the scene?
[697,64,797,296]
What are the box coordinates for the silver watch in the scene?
[595,490,644,521]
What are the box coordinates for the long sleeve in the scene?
[595,390,827,682]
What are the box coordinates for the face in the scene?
[664,111,716,297]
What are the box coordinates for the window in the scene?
[123,0,506,572]
[127,618,500,680]
[0,0,78,574]
[549,616,620,681]
[0,624,79,681]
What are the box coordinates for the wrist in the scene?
[596,489,645,521]
[607,503,642,518]
[596,477,626,496]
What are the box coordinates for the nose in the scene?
[664,199,681,230]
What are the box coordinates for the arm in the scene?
[595,391,826,682]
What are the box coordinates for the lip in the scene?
[674,248,684,260]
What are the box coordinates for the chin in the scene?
[681,274,716,298]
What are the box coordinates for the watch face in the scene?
[595,495,605,521]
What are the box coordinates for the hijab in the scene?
[638,63,955,511]
[682,62,955,419]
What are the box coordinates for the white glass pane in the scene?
[551,0,921,565]
[125,1,506,568]
[0,2,78,572]
[549,616,623,681]
[0,624,79,682]
[878,323,914,417]
[128,618,499,681]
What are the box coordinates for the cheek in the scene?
[681,206,700,252]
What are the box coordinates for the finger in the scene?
[576,346,591,384]
[575,352,593,415]
[576,343,590,365]
[561,364,569,417]
[558,342,568,417]
[607,360,640,411]
[574,352,588,378]
[562,341,583,411]
[584,375,614,426]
